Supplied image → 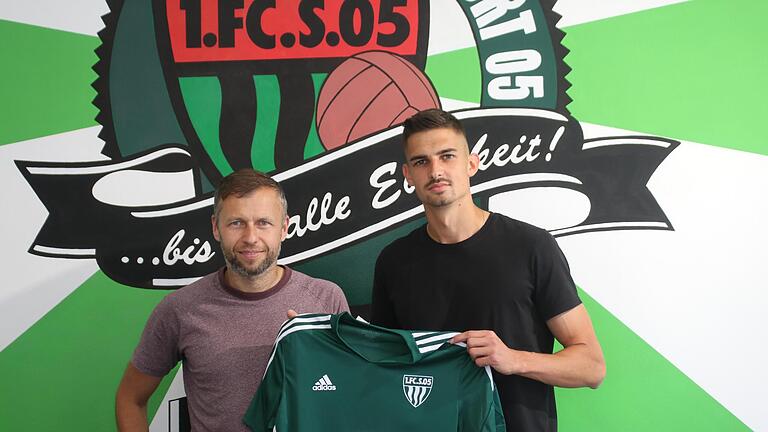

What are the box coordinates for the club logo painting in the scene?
[15,0,677,290]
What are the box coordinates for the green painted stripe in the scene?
[251,75,279,173]
[425,48,482,105]
[563,0,768,156]
[556,288,748,431]
[303,73,328,160]
[0,20,98,146]
[0,271,175,431]
[250,72,329,168]
[179,76,233,176]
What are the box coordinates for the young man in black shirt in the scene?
[371,109,606,431]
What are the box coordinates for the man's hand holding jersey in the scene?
[450,304,606,389]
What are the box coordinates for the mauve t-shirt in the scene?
[132,266,349,431]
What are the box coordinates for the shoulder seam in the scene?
[288,271,343,308]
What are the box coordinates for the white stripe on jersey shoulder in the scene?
[484,366,494,391]
[264,324,332,375]
[275,314,332,339]
[411,331,433,337]
[414,332,459,345]
[264,315,333,376]
[412,331,460,354]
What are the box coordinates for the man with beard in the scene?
[371,109,605,431]
[116,169,349,431]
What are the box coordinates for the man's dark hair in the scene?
[402,109,466,145]
[213,169,288,219]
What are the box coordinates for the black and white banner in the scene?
[17,108,677,288]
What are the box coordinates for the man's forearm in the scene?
[115,362,163,431]
[511,343,606,388]
[116,400,150,432]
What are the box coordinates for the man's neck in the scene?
[424,199,489,244]
[225,265,284,293]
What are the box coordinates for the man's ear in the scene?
[402,163,413,186]
[468,153,480,178]
[281,216,289,241]
[211,214,220,242]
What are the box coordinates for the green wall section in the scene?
[425,48,482,105]
[556,289,748,431]
[0,272,175,431]
[424,1,768,157]
[0,20,98,146]
[564,0,768,156]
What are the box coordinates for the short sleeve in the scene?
[329,283,350,314]
[533,233,581,321]
[131,297,181,377]
[293,270,350,315]
[243,343,285,431]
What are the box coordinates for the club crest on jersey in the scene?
[403,375,433,408]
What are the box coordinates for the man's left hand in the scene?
[450,330,525,375]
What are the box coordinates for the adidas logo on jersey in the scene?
[312,374,336,391]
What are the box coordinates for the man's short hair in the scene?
[213,169,288,219]
[402,109,466,145]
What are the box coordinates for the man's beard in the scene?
[223,244,280,279]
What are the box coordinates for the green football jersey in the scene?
[243,312,506,431]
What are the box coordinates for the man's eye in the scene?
[442,154,455,160]
[230,220,242,227]
[413,160,426,166]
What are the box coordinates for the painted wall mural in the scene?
[1,0,766,431]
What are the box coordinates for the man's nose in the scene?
[242,224,259,243]
[429,159,444,179]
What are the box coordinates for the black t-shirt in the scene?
[371,213,581,432]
